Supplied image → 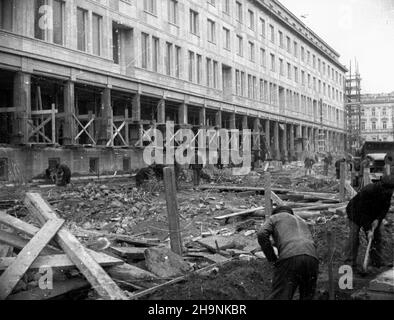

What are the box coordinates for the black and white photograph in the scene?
[0,0,393,306]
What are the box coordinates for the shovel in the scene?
[362,223,378,273]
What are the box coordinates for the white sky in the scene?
[279,0,394,94]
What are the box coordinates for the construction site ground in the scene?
[1,161,393,300]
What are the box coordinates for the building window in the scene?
[270,24,275,43]
[260,18,265,38]
[241,72,245,96]
[248,9,254,30]
[260,48,266,67]
[190,10,199,35]
[279,58,284,76]
[223,0,230,14]
[188,51,195,82]
[236,70,240,96]
[287,63,291,80]
[372,122,376,130]
[35,0,65,45]
[207,19,216,43]
[248,74,252,99]
[92,13,102,56]
[206,58,212,87]
[168,0,178,25]
[301,46,305,62]
[152,37,160,72]
[196,54,202,84]
[372,108,376,116]
[313,54,316,69]
[213,61,218,88]
[270,53,275,72]
[248,41,255,62]
[382,108,387,116]
[294,66,298,82]
[112,25,120,64]
[77,7,88,52]
[236,35,243,56]
[286,36,291,53]
[223,27,230,50]
[141,32,149,69]
[301,70,305,86]
[361,121,366,131]
[293,41,298,57]
[278,31,284,48]
[0,0,13,31]
[175,46,181,78]
[144,0,157,15]
[165,42,173,76]
[236,1,242,23]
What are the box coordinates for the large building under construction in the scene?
[0,0,347,181]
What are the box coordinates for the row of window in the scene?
[143,0,344,89]
[362,120,391,131]
[361,106,393,117]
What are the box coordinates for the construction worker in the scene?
[257,206,319,300]
[55,163,71,186]
[323,154,330,176]
[345,175,394,269]
[304,155,315,176]
[335,158,346,179]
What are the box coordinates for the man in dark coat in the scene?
[345,175,394,268]
[55,163,71,186]
[335,158,346,179]
[257,206,319,300]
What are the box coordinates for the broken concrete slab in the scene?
[144,247,193,279]
[368,268,394,293]
[196,235,238,252]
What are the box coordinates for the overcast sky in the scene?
[279,0,394,94]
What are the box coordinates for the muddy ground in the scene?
[3,162,394,300]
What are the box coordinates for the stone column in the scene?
[178,103,188,125]
[242,115,248,130]
[157,99,166,123]
[274,121,280,161]
[63,81,75,145]
[199,107,206,126]
[289,124,295,161]
[215,110,222,128]
[295,125,303,161]
[281,123,288,162]
[131,93,141,121]
[229,113,236,130]
[97,87,112,145]
[265,119,271,157]
[12,72,31,144]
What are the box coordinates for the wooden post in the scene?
[163,167,183,255]
[327,226,335,300]
[339,162,346,202]
[363,167,371,187]
[51,103,56,144]
[124,108,129,146]
[264,172,272,216]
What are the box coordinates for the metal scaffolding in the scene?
[345,60,363,154]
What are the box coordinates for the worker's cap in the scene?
[381,175,394,188]
[272,206,294,216]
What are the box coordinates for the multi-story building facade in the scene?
[360,93,394,142]
[0,0,347,181]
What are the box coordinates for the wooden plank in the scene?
[271,191,284,206]
[108,246,146,260]
[7,278,90,300]
[264,173,272,215]
[214,206,264,220]
[24,193,127,300]
[199,185,290,193]
[0,229,60,255]
[0,252,123,271]
[0,218,64,300]
[185,252,229,264]
[163,167,183,255]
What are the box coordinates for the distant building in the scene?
[360,93,394,142]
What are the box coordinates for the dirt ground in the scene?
[3,162,394,300]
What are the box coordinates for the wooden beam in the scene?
[0,218,64,300]
[264,172,272,215]
[214,207,264,220]
[0,229,60,255]
[163,167,183,255]
[0,252,123,271]
[24,193,127,300]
